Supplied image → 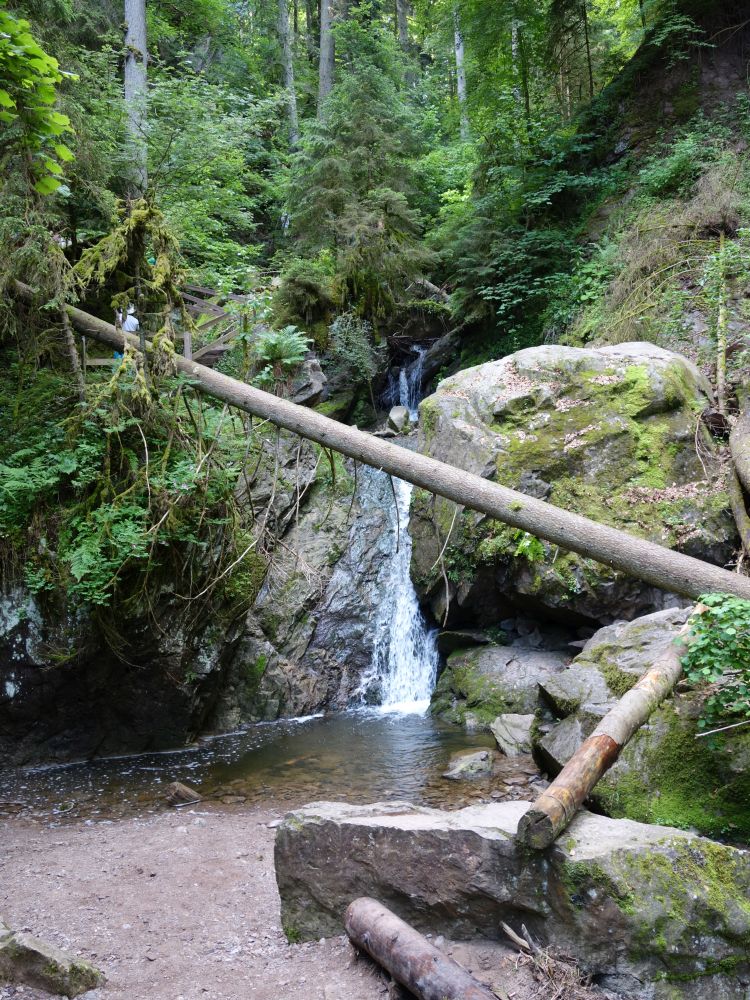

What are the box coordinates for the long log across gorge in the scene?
[16,280,750,604]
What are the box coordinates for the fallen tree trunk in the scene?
[730,401,750,497]
[345,897,496,1000]
[516,616,695,850]
[14,280,750,604]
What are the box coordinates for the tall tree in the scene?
[124,0,148,195]
[452,6,469,141]
[278,0,299,145]
[318,0,335,113]
[396,0,410,50]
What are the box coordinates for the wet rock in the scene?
[387,406,410,433]
[532,608,750,841]
[411,342,735,627]
[436,630,492,657]
[442,748,495,780]
[0,925,105,997]
[166,781,201,806]
[430,644,570,728]
[490,714,534,756]
[291,356,327,406]
[275,799,750,999]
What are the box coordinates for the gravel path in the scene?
[0,805,606,1000]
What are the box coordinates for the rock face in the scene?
[491,713,534,756]
[533,607,750,842]
[275,799,750,998]
[430,643,570,728]
[212,461,396,726]
[0,584,235,767]
[411,342,736,628]
[387,405,410,432]
[0,425,392,763]
[0,924,104,997]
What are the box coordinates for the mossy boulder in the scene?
[533,608,750,843]
[431,644,570,729]
[0,925,104,997]
[276,799,750,998]
[411,342,736,627]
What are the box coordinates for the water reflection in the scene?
[0,711,500,822]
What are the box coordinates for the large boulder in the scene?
[411,342,736,628]
[0,923,104,997]
[275,799,750,998]
[430,643,570,728]
[533,607,750,843]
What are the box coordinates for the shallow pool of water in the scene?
[0,710,532,822]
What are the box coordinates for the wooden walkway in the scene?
[82,283,246,369]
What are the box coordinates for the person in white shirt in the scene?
[122,304,140,334]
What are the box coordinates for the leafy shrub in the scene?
[638,131,718,199]
[274,255,339,329]
[683,593,750,729]
[328,312,386,388]
[252,325,311,392]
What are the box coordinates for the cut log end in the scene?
[516,808,556,850]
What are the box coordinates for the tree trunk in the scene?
[716,231,728,416]
[396,0,409,50]
[730,399,750,496]
[305,0,317,61]
[581,0,594,99]
[638,0,646,29]
[16,281,750,605]
[345,899,496,1000]
[317,0,335,114]
[511,20,522,110]
[452,7,469,141]
[516,616,696,849]
[123,0,148,196]
[278,0,299,146]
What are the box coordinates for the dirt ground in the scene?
[0,804,607,1000]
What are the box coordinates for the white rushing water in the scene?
[366,345,439,714]
[371,476,440,713]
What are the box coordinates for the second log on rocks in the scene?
[344,897,497,1000]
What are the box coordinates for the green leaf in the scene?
[0,89,16,109]
[33,175,61,195]
[54,143,74,162]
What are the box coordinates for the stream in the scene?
[0,345,529,824]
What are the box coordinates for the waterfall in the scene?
[359,345,439,714]
[383,345,428,422]
[371,476,440,712]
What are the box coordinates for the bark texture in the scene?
[15,281,750,606]
[452,7,469,141]
[317,0,335,114]
[123,0,148,195]
[516,619,693,849]
[345,898,496,1000]
[730,402,750,496]
[278,0,299,145]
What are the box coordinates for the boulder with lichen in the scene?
[410,342,736,628]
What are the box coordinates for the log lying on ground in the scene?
[516,616,696,850]
[730,401,750,496]
[345,897,496,1000]
[14,280,750,604]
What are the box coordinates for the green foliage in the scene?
[0,4,75,193]
[683,594,750,728]
[252,325,311,391]
[274,255,339,329]
[328,312,386,387]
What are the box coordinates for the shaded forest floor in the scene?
[0,805,610,1000]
